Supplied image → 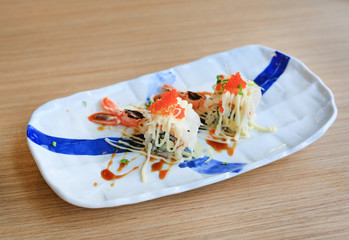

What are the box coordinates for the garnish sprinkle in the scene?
[238,84,243,95]
[145,100,154,108]
[83,101,87,107]
[216,75,221,84]
[221,162,228,165]
[52,141,57,147]
[215,73,246,95]
[120,159,129,164]
[224,72,246,94]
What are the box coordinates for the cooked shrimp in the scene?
[88,97,146,129]
[153,84,207,112]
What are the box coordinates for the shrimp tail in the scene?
[153,85,207,111]
[89,97,146,128]
[101,97,123,115]
[162,84,176,91]
[88,112,121,125]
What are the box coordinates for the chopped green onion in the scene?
[221,162,228,165]
[238,84,243,95]
[52,141,57,147]
[247,80,258,87]
[216,75,221,84]
[145,101,153,107]
[120,159,129,164]
[83,101,87,107]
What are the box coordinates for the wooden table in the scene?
[1,0,348,239]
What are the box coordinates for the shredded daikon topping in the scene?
[204,73,275,144]
[106,96,202,182]
[144,97,201,161]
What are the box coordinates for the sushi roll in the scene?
[144,89,201,161]
[204,72,274,141]
[88,89,202,182]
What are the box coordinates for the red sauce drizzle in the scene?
[117,162,127,172]
[152,161,164,172]
[101,166,139,181]
[97,126,105,131]
[159,169,170,179]
[197,91,213,96]
[107,152,116,169]
[151,160,173,180]
[206,139,237,156]
[117,156,138,172]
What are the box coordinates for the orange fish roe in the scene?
[215,83,222,91]
[150,89,185,119]
[219,100,224,113]
[209,129,216,136]
[173,106,185,119]
[224,72,246,94]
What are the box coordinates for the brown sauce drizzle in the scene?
[206,139,237,156]
[100,145,174,182]
[99,133,238,183]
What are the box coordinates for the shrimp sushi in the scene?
[144,89,201,161]
[88,89,202,182]
[203,72,275,141]
[157,72,275,143]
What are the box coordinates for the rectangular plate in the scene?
[27,45,337,208]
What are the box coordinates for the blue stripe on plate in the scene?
[179,156,246,174]
[27,125,126,155]
[254,51,290,94]
[27,50,289,174]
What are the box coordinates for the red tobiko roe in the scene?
[215,83,222,91]
[150,89,185,119]
[224,72,247,94]
[219,100,224,113]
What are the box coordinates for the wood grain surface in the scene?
[1,0,348,239]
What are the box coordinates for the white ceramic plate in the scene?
[27,45,337,208]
